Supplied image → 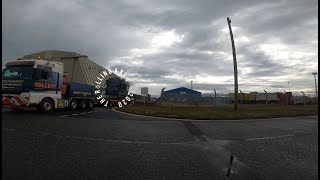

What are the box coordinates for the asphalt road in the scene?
[2,107,318,179]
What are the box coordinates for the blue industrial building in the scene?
[161,87,202,103]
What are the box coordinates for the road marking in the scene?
[2,128,15,131]
[245,135,294,141]
[112,108,318,122]
[59,110,100,117]
[1,128,186,145]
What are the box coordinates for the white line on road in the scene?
[2,128,15,131]
[1,128,185,145]
[245,135,294,141]
[60,110,99,117]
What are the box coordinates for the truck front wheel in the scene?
[69,99,78,110]
[39,98,55,112]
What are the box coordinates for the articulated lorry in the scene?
[2,59,95,112]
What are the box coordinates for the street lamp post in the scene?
[264,90,268,104]
[214,89,217,107]
[239,90,243,104]
[312,72,318,98]
[301,91,305,106]
[227,17,239,112]
[284,91,288,105]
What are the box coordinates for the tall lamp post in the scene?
[312,72,318,98]
[264,90,268,104]
[239,90,243,104]
[301,91,305,106]
[214,89,217,107]
[284,91,288,105]
[227,17,239,112]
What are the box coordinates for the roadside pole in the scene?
[227,17,239,112]
[214,89,217,107]
[312,72,318,98]
[239,90,243,105]
[141,87,148,107]
[264,90,268,104]
[284,91,288,105]
[301,91,305,106]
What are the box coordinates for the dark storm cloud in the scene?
[2,0,147,63]
[3,0,318,96]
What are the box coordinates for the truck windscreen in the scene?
[2,66,34,80]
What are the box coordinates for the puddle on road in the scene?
[188,138,261,179]
[182,120,261,179]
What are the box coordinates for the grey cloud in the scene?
[237,46,291,77]
[3,0,318,96]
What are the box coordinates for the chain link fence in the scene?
[157,86,317,106]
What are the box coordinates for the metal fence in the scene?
[157,88,317,106]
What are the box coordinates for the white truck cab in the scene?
[2,59,95,112]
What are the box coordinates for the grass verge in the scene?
[116,103,318,120]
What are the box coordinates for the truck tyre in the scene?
[79,100,86,109]
[87,100,94,109]
[69,99,78,110]
[39,98,55,112]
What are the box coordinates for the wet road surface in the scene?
[2,107,318,179]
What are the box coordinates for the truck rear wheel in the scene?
[87,100,94,109]
[39,98,55,112]
[69,99,78,110]
[79,100,86,109]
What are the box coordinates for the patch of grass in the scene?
[116,103,318,120]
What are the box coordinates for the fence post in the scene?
[264,90,268,104]
[301,91,305,106]
[239,90,243,104]
[214,89,217,107]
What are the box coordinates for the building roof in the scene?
[164,87,201,94]
[23,50,88,59]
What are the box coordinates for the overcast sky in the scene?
[3,0,318,97]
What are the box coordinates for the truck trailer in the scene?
[104,76,131,107]
[2,59,95,112]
